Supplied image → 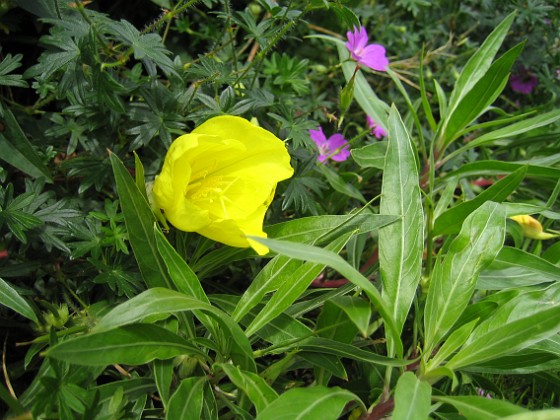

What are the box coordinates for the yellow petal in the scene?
[510,215,557,240]
[153,115,294,254]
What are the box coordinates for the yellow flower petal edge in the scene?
[152,115,294,255]
[510,215,557,240]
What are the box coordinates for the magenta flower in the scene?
[366,115,387,139]
[510,66,538,94]
[309,126,350,162]
[346,26,389,72]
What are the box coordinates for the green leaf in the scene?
[46,323,208,366]
[461,109,560,151]
[0,51,27,87]
[433,395,526,419]
[446,12,516,117]
[296,337,410,367]
[166,377,206,420]
[92,288,255,371]
[244,232,353,336]
[106,19,178,77]
[250,236,401,355]
[317,165,366,203]
[256,386,363,420]
[502,410,560,420]
[0,277,38,323]
[446,304,560,370]
[426,319,479,371]
[153,358,174,409]
[442,42,524,147]
[216,363,279,414]
[378,105,424,356]
[329,296,371,338]
[299,352,348,381]
[424,202,505,357]
[0,107,52,181]
[351,141,387,169]
[442,161,560,181]
[233,213,398,322]
[392,372,431,420]
[478,246,560,290]
[110,152,172,289]
[434,167,526,236]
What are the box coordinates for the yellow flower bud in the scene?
[153,115,294,255]
[510,215,557,240]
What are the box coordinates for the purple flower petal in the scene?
[345,25,389,72]
[360,44,389,71]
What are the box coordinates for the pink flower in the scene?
[309,126,350,162]
[510,66,538,94]
[345,26,389,72]
[366,115,387,139]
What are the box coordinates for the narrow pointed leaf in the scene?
[0,277,38,323]
[424,202,505,356]
[378,105,424,355]
[47,323,207,366]
[251,236,401,354]
[256,386,363,420]
[392,372,431,420]
[166,377,206,420]
[216,363,278,414]
[434,167,526,236]
[447,305,560,370]
[434,395,527,419]
[110,153,171,288]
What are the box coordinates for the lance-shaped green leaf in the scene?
[446,302,560,371]
[215,363,278,414]
[0,277,38,323]
[478,246,560,290]
[424,202,505,358]
[378,105,424,356]
[166,377,206,420]
[110,153,171,289]
[445,12,515,118]
[245,232,352,336]
[442,160,560,181]
[0,107,52,182]
[92,288,255,371]
[434,167,526,236]
[256,386,364,420]
[295,337,409,367]
[433,396,527,419]
[392,372,431,420]
[46,323,208,366]
[441,42,524,148]
[250,236,402,355]
[233,213,398,322]
[446,283,560,369]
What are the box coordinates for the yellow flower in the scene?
[152,115,294,255]
[510,215,557,240]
